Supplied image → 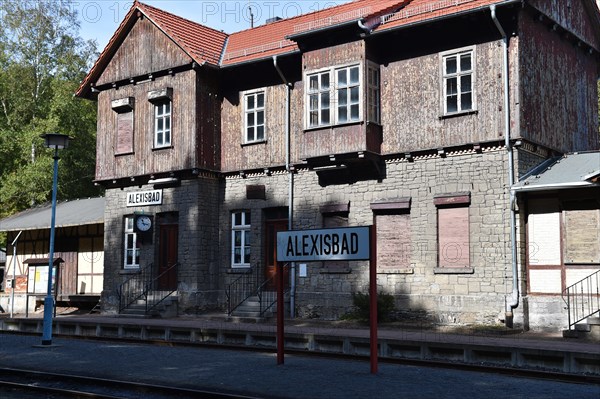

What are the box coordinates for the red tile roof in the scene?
[222,0,410,65]
[376,0,516,32]
[77,0,520,97]
[76,0,228,97]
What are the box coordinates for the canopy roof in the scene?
[0,197,105,232]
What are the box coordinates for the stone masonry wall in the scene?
[222,147,517,326]
[102,176,220,314]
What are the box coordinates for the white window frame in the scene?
[243,89,266,144]
[124,216,140,269]
[305,63,365,129]
[366,62,380,124]
[231,211,251,268]
[441,47,475,115]
[154,100,172,148]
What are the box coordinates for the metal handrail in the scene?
[225,263,290,317]
[146,262,179,313]
[118,262,179,315]
[562,269,600,329]
[226,267,260,315]
[118,263,153,312]
[254,264,290,317]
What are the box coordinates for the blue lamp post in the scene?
[40,133,70,346]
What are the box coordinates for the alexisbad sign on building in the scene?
[277,227,370,262]
[126,189,163,207]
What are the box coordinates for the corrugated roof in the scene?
[0,197,105,232]
[512,152,600,192]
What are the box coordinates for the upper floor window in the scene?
[231,211,251,268]
[367,63,380,124]
[124,216,140,269]
[154,101,171,148]
[442,48,474,115]
[306,63,371,129]
[244,90,265,143]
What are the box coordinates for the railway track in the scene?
[0,367,263,399]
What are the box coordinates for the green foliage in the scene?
[342,291,397,323]
[0,1,102,228]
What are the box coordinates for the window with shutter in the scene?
[434,193,470,269]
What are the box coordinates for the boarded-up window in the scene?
[320,203,350,272]
[527,211,561,266]
[437,207,470,268]
[116,111,134,155]
[376,214,411,270]
[564,209,600,264]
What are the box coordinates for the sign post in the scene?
[277,226,377,373]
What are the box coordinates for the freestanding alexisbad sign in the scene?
[277,226,370,262]
[276,226,378,373]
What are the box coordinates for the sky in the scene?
[74,0,353,51]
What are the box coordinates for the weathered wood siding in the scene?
[303,41,364,70]
[96,70,201,180]
[518,10,599,152]
[196,69,221,171]
[97,16,192,85]
[221,84,289,172]
[380,40,507,154]
[528,0,600,50]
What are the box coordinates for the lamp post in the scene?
[40,133,70,346]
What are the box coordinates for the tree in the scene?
[0,1,101,227]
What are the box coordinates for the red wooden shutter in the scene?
[116,111,133,155]
[376,214,411,270]
[438,207,469,268]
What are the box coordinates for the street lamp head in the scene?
[40,133,71,150]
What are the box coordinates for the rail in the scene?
[226,264,290,316]
[118,263,153,312]
[118,262,179,314]
[226,266,260,315]
[562,269,600,329]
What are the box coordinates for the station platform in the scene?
[1,312,599,376]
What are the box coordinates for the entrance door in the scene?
[265,219,289,289]
[158,224,178,290]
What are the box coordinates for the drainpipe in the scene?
[491,5,519,328]
[273,55,296,318]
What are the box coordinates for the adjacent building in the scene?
[75,0,600,331]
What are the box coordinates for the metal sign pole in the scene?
[369,225,378,374]
[276,262,285,365]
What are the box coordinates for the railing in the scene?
[119,263,154,312]
[226,263,290,317]
[118,262,179,315]
[256,271,290,317]
[226,266,260,315]
[145,262,179,314]
[562,269,600,329]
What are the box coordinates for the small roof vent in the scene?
[266,16,282,24]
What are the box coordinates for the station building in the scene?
[72,0,600,331]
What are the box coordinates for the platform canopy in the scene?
[0,197,105,232]
[512,151,600,192]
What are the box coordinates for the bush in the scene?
[343,291,396,323]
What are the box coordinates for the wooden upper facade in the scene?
[77,0,600,185]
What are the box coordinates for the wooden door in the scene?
[158,224,178,290]
[265,220,289,289]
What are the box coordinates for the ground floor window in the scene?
[124,216,140,269]
[232,211,251,268]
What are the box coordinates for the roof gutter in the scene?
[490,3,519,326]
